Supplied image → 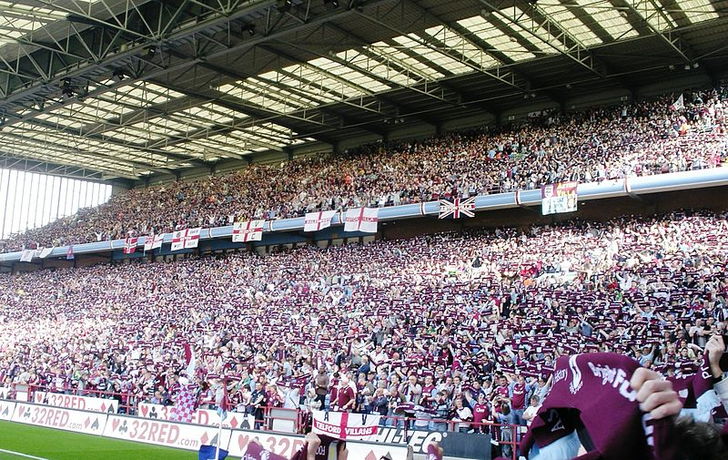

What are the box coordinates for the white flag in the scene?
[670,94,684,111]
[143,234,164,251]
[170,230,186,252]
[232,220,264,242]
[38,247,54,259]
[20,249,34,262]
[184,227,201,249]
[344,207,379,233]
[304,210,337,232]
[143,235,154,251]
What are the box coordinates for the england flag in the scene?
[184,228,201,249]
[232,220,264,242]
[171,230,186,252]
[304,210,336,232]
[344,207,379,233]
[143,234,164,251]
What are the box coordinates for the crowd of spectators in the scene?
[1,210,726,433]
[2,87,726,252]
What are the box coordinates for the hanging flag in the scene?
[344,207,379,233]
[66,246,74,260]
[38,247,54,259]
[304,210,337,232]
[143,234,164,251]
[20,250,34,262]
[438,197,476,219]
[170,230,186,252]
[311,409,381,440]
[541,182,578,215]
[232,220,264,242]
[123,237,138,254]
[185,227,201,249]
[670,94,684,111]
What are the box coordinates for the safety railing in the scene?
[1,383,525,459]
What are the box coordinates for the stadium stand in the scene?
[2,88,726,252]
[2,0,728,457]
[2,211,726,439]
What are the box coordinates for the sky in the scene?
[0,168,111,240]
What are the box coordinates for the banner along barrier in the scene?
[1,402,413,459]
[104,414,231,452]
[227,430,307,458]
[0,387,10,399]
[137,402,255,429]
[311,410,381,440]
[12,402,107,436]
[369,427,492,460]
[33,391,119,413]
[226,429,409,460]
[0,399,15,421]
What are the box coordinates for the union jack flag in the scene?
[438,197,476,219]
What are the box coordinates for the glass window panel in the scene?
[50,176,61,222]
[0,169,9,238]
[58,178,69,218]
[70,180,80,214]
[12,171,26,234]
[41,174,52,226]
[80,181,89,208]
[27,173,39,229]
[678,0,718,23]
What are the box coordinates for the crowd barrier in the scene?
[0,386,520,459]
[0,400,413,459]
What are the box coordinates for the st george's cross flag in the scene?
[171,230,186,251]
[171,228,202,251]
[344,207,378,233]
[232,220,264,242]
[311,410,381,440]
[185,228,201,249]
[143,234,164,251]
[438,197,475,219]
[304,210,336,232]
[123,236,138,254]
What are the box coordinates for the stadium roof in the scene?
[0,0,726,183]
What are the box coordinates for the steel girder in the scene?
[478,0,608,79]
[620,0,698,64]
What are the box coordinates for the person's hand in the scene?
[630,367,682,420]
[305,432,321,459]
[705,334,725,378]
[336,440,348,460]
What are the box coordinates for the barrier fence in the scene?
[0,384,521,459]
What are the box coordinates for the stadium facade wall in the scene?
[3,170,728,273]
